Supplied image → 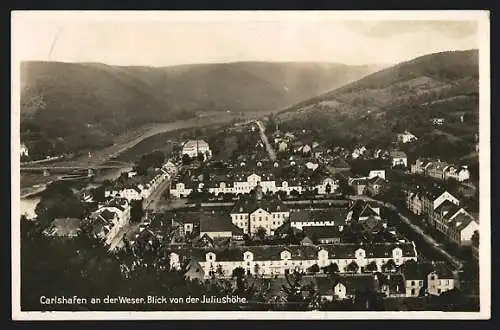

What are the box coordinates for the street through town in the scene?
[253,120,277,161]
[348,195,464,269]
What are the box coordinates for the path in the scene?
[143,176,173,211]
[348,195,464,269]
[252,120,277,161]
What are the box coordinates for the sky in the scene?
[12,11,484,67]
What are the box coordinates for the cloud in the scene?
[343,20,478,39]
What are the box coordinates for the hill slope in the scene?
[20,61,380,158]
[278,50,479,161]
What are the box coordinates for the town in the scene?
[20,116,480,311]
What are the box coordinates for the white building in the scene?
[170,182,193,198]
[20,143,29,158]
[390,150,408,168]
[92,199,131,245]
[368,170,386,180]
[119,187,143,201]
[181,140,212,160]
[230,195,289,236]
[444,165,470,182]
[397,131,418,144]
[170,242,418,278]
[427,267,455,296]
[316,177,340,195]
[290,209,348,231]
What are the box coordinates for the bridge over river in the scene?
[20,160,134,177]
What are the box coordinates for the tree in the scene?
[35,181,86,227]
[197,152,205,163]
[382,259,397,273]
[255,227,267,241]
[91,185,106,203]
[307,264,320,274]
[232,267,245,279]
[325,183,332,195]
[290,189,300,199]
[471,230,479,246]
[281,271,320,311]
[181,154,192,166]
[253,263,261,277]
[130,200,144,223]
[216,264,225,277]
[346,261,359,273]
[323,262,339,275]
[365,261,378,273]
[277,190,288,200]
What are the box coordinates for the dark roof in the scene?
[334,274,377,295]
[99,209,116,221]
[199,214,242,235]
[289,208,348,224]
[448,213,477,231]
[376,273,405,295]
[367,176,386,186]
[399,261,448,280]
[430,262,455,279]
[230,195,287,214]
[434,200,460,217]
[302,226,341,239]
[166,211,201,225]
[349,200,380,221]
[314,276,335,295]
[408,185,455,202]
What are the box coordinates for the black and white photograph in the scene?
[12,11,490,320]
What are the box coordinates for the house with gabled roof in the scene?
[181,242,418,279]
[302,226,341,244]
[230,194,289,236]
[389,150,408,168]
[289,208,348,231]
[365,176,388,197]
[427,262,455,296]
[199,214,244,240]
[406,185,459,217]
[375,272,406,298]
[347,200,381,223]
[446,213,479,246]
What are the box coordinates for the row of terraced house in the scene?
[406,185,478,246]
[410,158,470,182]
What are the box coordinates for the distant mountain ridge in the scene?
[277,49,479,162]
[20,61,381,158]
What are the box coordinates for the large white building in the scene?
[230,193,289,236]
[181,140,212,160]
[105,168,170,202]
[170,170,338,199]
[169,242,418,278]
[432,202,479,246]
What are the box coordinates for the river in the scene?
[19,167,132,220]
[18,112,268,220]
